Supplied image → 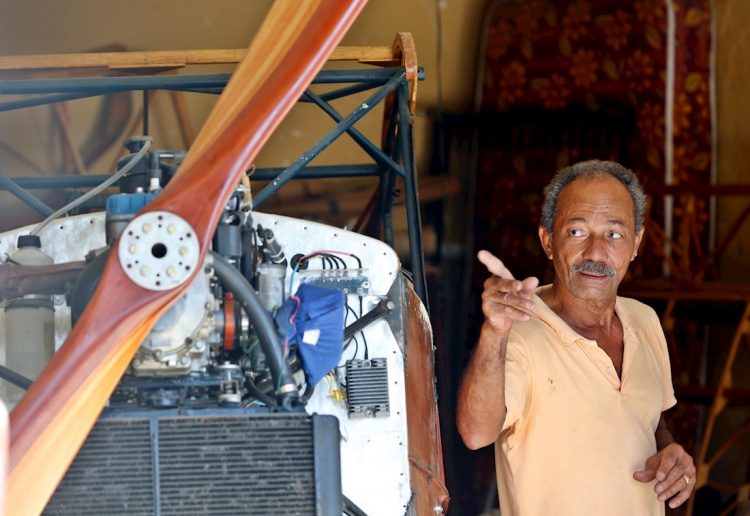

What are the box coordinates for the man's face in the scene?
[538,174,644,303]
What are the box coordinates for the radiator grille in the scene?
[346,358,390,418]
[45,419,153,515]
[44,411,339,515]
[158,416,315,515]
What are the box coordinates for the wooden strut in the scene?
[0,46,403,75]
[620,281,750,515]
[0,139,50,177]
[687,300,750,515]
[392,32,418,116]
[53,104,88,175]
[6,2,368,514]
[643,189,750,287]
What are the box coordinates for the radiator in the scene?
[44,409,341,515]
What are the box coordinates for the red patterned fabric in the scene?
[475,0,712,280]
[670,0,713,274]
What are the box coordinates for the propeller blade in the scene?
[8,1,367,513]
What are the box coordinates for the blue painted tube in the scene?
[397,82,428,309]
[0,92,95,113]
[253,72,405,207]
[251,164,378,180]
[0,74,233,95]
[0,68,421,96]
[303,89,403,178]
[316,81,382,102]
[0,172,54,216]
[5,165,381,191]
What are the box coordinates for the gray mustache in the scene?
[570,261,616,277]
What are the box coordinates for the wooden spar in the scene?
[392,32,418,115]
[405,284,450,514]
[7,1,367,514]
[0,46,399,74]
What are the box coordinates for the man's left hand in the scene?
[633,443,696,509]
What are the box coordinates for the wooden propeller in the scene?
[7,1,367,514]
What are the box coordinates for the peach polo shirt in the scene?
[495,286,677,516]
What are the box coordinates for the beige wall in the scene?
[0,0,484,174]
[715,0,750,281]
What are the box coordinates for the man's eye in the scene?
[569,228,584,237]
[609,231,622,239]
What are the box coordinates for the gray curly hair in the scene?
[541,160,646,234]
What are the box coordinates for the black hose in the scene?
[343,495,368,516]
[210,252,299,408]
[0,364,32,390]
[301,382,316,403]
[244,378,277,407]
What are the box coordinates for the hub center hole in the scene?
[151,243,167,259]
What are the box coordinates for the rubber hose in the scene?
[244,378,277,407]
[210,252,298,408]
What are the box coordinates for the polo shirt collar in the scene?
[531,284,628,346]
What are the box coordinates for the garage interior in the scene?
[0,1,748,514]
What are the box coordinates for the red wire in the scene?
[299,249,355,261]
[283,294,302,360]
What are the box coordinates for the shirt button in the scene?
[606,366,613,373]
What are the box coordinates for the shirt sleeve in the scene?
[651,309,677,412]
[502,333,531,432]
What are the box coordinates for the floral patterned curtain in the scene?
[474,0,712,281]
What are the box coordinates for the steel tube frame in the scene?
[0,92,96,113]
[302,89,403,178]
[0,66,428,305]
[375,98,401,248]
[317,81,383,102]
[397,82,428,306]
[4,165,381,190]
[0,68,419,97]
[178,81,395,100]
[0,171,53,217]
[253,72,403,207]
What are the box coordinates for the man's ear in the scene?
[632,226,645,261]
[539,225,553,260]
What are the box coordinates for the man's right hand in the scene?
[457,251,539,449]
[478,250,539,335]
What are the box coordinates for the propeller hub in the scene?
[117,211,200,291]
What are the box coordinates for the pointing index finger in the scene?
[477,250,515,280]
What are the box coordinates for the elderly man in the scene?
[457,161,695,515]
